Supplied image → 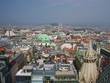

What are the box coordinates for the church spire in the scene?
[84,39,97,62]
[79,39,99,83]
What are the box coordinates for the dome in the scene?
[33,34,51,43]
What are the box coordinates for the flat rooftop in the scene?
[16,69,32,76]
[55,64,77,77]
[23,65,33,70]
[31,75,43,81]
[16,65,33,76]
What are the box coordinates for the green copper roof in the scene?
[33,34,51,43]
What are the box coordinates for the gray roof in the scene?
[0,61,6,70]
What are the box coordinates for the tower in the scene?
[79,40,98,83]
[58,23,63,32]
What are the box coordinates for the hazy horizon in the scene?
[0,0,110,25]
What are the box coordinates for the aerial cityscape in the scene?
[0,0,110,83]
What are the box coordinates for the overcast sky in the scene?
[0,0,110,25]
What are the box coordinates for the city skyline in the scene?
[0,0,110,25]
